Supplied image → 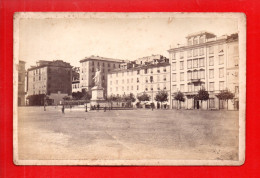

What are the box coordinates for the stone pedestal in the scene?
[90,86,106,106]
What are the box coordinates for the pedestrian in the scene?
[104,106,106,112]
[70,104,72,111]
[62,105,65,114]
[97,104,100,111]
[93,105,96,110]
[85,103,88,112]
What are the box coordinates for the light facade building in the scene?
[79,55,124,97]
[27,60,72,105]
[168,31,239,110]
[18,60,26,106]
[107,55,170,107]
[72,67,81,93]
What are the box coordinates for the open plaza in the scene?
[18,106,239,161]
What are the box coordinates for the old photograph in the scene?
[13,12,246,165]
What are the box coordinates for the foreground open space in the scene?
[17,106,239,161]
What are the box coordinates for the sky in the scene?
[19,15,238,69]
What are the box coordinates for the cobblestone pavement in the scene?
[17,106,239,161]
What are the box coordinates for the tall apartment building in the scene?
[79,55,124,97]
[18,60,26,106]
[107,55,170,107]
[27,60,72,105]
[168,31,239,110]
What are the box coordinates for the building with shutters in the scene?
[168,31,239,110]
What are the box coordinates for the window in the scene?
[172,73,176,82]
[145,85,148,91]
[188,39,192,45]
[127,86,129,91]
[172,62,176,71]
[193,49,198,56]
[188,50,192,57]
[18,75,21,82]
[209,98,215,108]
[108,63,110,67]
[218,44,224,53]
[193,37,198,45]
[145,77,148,83]
[180,61,184,70]
[150,85,153,91]
[209,46,214,54]
[209,56,214,66]
[163,67,167,72]
[188,84,192,92]
[193,59,198,68]
[163,75,167,81]
[122,86,124,91]
[209,82,214,91]
[131,78,133,83]
[92,61,95,66]
[180,51,184,59]
[144,69,148,74]
[187,60,192,69]
[171,53,176,60]
[137,70,140,74]
[157,84,160,90]
[113,64,116,68]
[157,68,160,73]
[219,55,224,65]
[209,69,214,79]
[150,68,153,73]
[180,72,184,81]
[172,85,177,92]
[137,85,139,90]
[199,58,205,67]
[219,81,225,90]
[194,85,199,92]
[137,78,139,83]
[199,36,205,43]
[187,71,192,80]
[193,70,198,79]
[200,70,205,79]
[131,86,133,90]
[219,68,224,78]
[180,84,185,92]
[199,48,204,56]
[235,86,239,93]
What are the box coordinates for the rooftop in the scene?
[80,55,125,63]
[186,31,216,38]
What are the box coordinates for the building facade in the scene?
[107,55,170,107]
[27,60,72,105]
[18,60,26,106]
[168,31,239,110]
[72,67,81,93]
[80,56,124,97]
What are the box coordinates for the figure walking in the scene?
[62,105,65,114]
[97,104,100,112]
[85,103,88,112]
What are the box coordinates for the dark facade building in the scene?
[18,60,26,106]
[27,60,72,105]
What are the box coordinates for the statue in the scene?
[93,68,102,87]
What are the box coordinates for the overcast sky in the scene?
[19,16,238,69]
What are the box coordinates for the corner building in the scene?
[27,60,72,105]
[168,31,239,110]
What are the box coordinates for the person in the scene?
[70,104,72,111]
[97,104,100,111]
[104,106,106,112]
[85,104,88,112]
[93,105,96,110]
[62,105,65,114]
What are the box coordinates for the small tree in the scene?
[174,91,185,109]
[137,92,150,102]
[155,90,168,109]
[195,88,209,109]
[63,96,71,101]
[216,90,235,110]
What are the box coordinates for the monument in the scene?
[90,68,106,106]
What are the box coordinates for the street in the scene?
[18,106,239,160]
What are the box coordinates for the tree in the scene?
[216,90,235,110]
[63,96,71,101]
[155,90,168,109]
[194,88,209,109]
[137,92,150,102]
[174,91,185,109]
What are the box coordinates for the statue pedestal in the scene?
[90,86,106,107]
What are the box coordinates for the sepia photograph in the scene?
[13,12,246,165]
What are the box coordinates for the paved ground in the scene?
[17,106,239,161]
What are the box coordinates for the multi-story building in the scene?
[79,55,124,97]
[72,67,81,93]
[168,31,239,110]
[27,60,72,105]
[107,55,170,107]
[18,60,26,106]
